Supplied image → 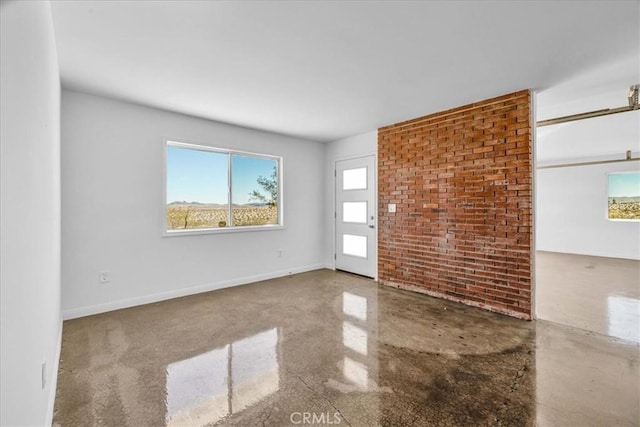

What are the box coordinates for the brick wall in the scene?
[378,90,533,319]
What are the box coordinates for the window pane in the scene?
[608,172,640,220]
[166,145,229,230]
[343,202,367,223]
[343,234,367,258]
[231,155,279,226]
[343,167,367,190]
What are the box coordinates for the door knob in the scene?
[369,225,375,229]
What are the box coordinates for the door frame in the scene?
[333,154,378,281]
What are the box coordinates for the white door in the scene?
[335,156,376,278]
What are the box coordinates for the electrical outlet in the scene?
[99,270,110,284]
[41,361,46,389]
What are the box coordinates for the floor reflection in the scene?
[165,328,279,426]
[343,291,367,321]
[338,286,378,396]
[535,319,639,426]
[607,295,640,342]
[342,321,367,356]
[342,357,369,391]
[53,270,639,427]
[536,251,640,343]
[165,346,228,425]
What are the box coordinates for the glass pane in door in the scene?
[343,202,367,223]
[343,168,367,190]
[343,234,367,258]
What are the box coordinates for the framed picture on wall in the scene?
[607,171,640,220]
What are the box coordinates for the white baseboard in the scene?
[535,248,640,261]
[62,263,326,320]
[323,262,335,270]
[45,317,63,427]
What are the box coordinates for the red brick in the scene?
[378,90,533,319]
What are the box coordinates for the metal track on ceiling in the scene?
[536,84,639,127]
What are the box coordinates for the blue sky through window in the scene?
[608,172,640,198]
[166,145,277,205]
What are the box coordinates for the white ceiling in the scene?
[50,1,639,142]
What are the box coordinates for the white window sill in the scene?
[163,224,285,237]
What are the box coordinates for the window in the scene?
[607,171,640,221]
[165,140,282,234]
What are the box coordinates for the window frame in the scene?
[606,171,640,222]
[163,139,284,236]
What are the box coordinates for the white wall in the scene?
[536,161,640,260]
[322,131,377,268]
[536,110,640,260]
[0,1,62,425]
[61,90,324,318]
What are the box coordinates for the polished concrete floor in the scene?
[54,269,639,426]
[536,251,640,343]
